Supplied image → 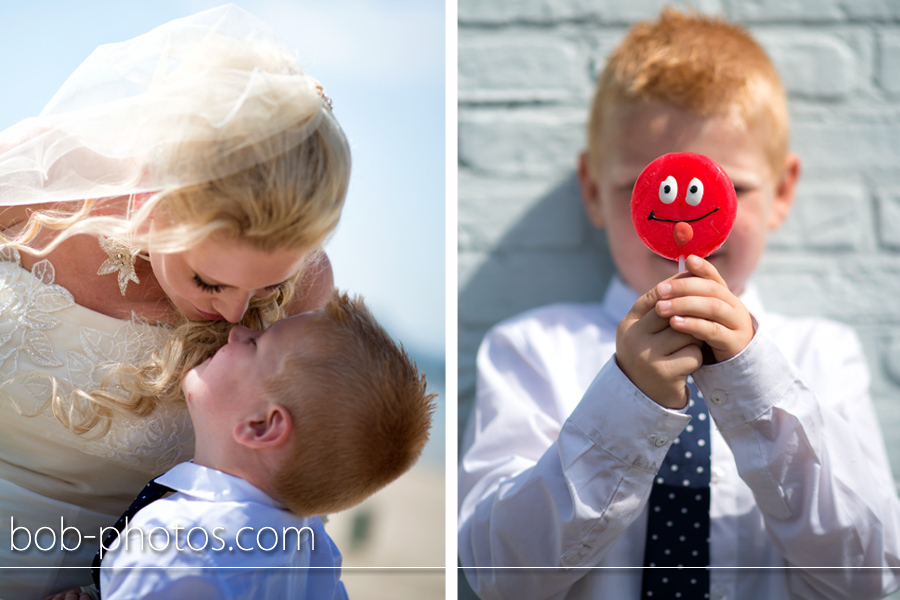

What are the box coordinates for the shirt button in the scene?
[709,389,728,405]
[711,467,725,484]
[655,434,669,447]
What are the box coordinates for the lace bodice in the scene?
[0,247,194,513]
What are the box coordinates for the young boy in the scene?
[91,291,435,598]
[458,9,900,600]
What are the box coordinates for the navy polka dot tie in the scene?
[641,377,710,599]
[91,479,174,592]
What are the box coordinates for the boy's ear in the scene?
[768,152,801,230]
[233,405,292,449]
[578,151,606,229]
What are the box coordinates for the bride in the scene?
[0,6,350,597]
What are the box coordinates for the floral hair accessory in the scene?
[316,85,334,111]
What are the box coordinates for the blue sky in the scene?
[0,0,446,360]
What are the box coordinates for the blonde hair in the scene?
[264,291,436,517]
[587,8,789,175]
[0,9,353,435]
[3,102,350,435]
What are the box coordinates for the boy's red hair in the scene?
[265,291,436,516]
[588,8,788,175]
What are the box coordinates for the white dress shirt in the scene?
[101,462,348,600]
[458,277,900,600]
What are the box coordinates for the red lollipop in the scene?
[631,152,737,266]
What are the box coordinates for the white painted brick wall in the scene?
[881,32,900,94]
[881,192,900,249]
[756,29,866,99]
[732,0,900,22]
[458,35,587,102]
[456,0,900,516]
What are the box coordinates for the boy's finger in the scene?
[667,315,726,346]
[685,254,727,287]
[640,304,675,335]
[646,268,702,308]
[656,272,736,307]
[668,314,751,361]
[654,326,703,358]
[657,295,745,331]
[665,343,704,375]
[628,285,666,319]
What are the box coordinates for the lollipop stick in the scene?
[678,255,686,273]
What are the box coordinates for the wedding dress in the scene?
[0,249,194,598]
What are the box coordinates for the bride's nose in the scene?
[217,292,252,324]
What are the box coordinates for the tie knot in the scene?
[92,478,176,589]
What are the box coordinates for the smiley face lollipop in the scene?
[631,152,737,266]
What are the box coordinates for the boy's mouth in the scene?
[194,355,213,372]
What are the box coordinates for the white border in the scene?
[445,0,460,596]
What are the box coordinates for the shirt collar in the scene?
[600,274,767,324]
[737,282,767,323]
[599,276,639,323]
[155,461,285,509]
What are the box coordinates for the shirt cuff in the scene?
[564,358,692,475]
[692,322,797,430]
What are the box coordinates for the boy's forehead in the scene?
[604,102,742,147]
[266,311,319,345]
[594,103,697,175]
[595,101,768,180]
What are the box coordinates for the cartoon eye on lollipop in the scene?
[631,152,738,272]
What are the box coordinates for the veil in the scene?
[0,4,328,206]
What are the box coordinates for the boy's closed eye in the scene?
[727,173,762,198]
[620,180,639,194]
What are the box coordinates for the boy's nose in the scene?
[228,325,254,343]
